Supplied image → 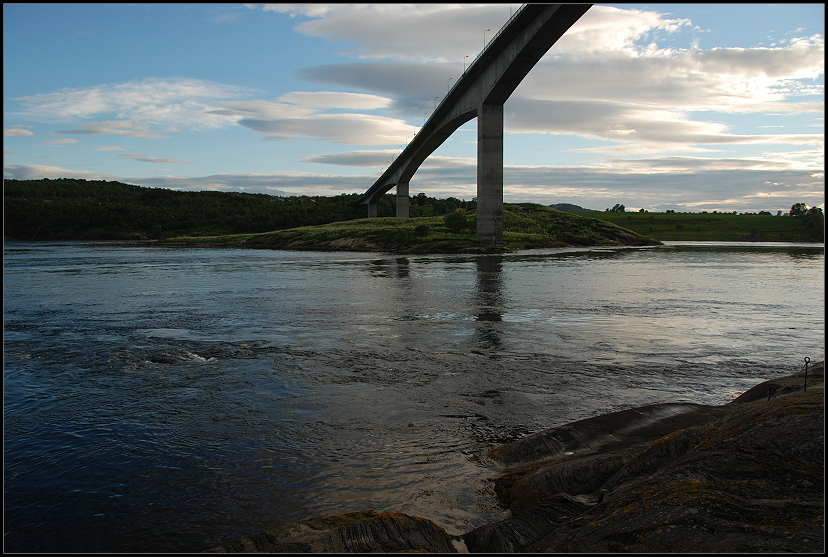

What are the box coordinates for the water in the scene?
[3,241,824,552]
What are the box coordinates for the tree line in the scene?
[788,203,825,240]
[2,178,474,241]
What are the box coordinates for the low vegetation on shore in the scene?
[165,203,661,253]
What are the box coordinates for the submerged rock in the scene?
[205,510,456,553]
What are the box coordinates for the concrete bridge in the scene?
[356,3,592,242]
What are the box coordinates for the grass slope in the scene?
[163,203,661,253]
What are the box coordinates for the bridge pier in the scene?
[477,104,504,243]
[356,5,591,240]
[396,181,409,218]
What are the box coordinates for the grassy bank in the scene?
[581,210,821,242]
[161,203,661,253]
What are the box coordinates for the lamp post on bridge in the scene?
[448,77,453,92]
[434,96,439,109]
[359,3,592,236]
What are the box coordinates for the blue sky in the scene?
[3,3,824,213]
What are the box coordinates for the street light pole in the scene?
[463,55,469,73]
[447,77,453,92]
[434,96,439,109]
[484,29,490,50]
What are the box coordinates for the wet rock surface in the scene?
[207,363,823,553]
[465,361,824,552]
[204,510,456,553]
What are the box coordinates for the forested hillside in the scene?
[3,179,384,240]
[3,178,479,241]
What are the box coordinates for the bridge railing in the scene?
[363,4,529,201]
[444,4,527,104]
[412,4,527,147]
[470,4,527,74]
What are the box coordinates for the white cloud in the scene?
[521,38,824,112]
[12,78,249,130]
[213,98,417,144]
[548,5,692,55]
[211,97,414,143]
[240,112,416,144]
[3,164,120,181]
[118,153,190,164]
[56,120,179,139]
[504,99,824,153]
[277,91,391,109]
[270,4,686,62]
[297,61,459,115]
[4,127,36,137]
[95,145,129,151]
[301,149,402,167]
[210,99,317,119]
[302,149,478,169]
[270,3,506,62]
[44,138,81,144]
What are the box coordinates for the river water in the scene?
[3,241,824,552]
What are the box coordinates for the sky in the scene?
[3,3,824,213]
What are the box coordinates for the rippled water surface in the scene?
[4,241,824,552]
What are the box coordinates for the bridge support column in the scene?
[477,103,504,243]
[396,181,409,218]
[367,203,378,218]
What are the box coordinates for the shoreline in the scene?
[207,361,824,553]
[7,235,823,248]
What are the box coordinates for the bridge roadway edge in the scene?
[356,4,592,242]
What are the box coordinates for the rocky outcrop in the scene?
[464,362,824,552]
[205,510,456,553]
[206,363,823,553]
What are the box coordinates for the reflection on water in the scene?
[3,241,824,552]
[474,256,504,351]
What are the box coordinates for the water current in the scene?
[3,241,824,552]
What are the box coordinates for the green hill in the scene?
[184,203,662,253]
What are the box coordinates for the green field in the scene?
[580,211,822,242]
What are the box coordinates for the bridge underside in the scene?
[357,4,592,243]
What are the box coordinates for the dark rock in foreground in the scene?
[204,510,456,553]
[465,362,824,552]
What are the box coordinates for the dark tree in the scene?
[790,203,808,218]
[444,211,468,233]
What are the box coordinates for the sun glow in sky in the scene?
[3,3,824,213]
